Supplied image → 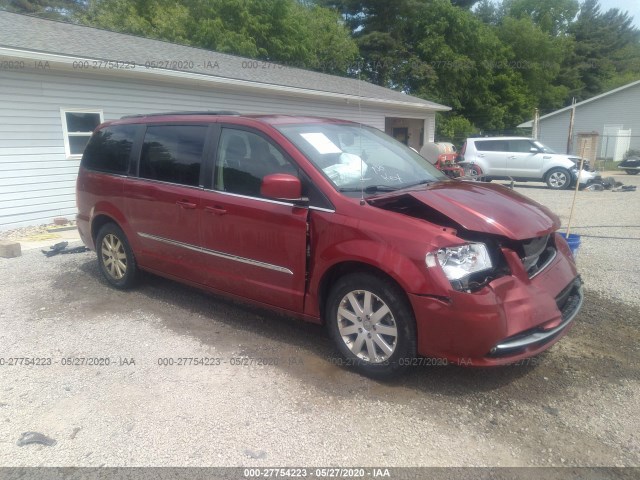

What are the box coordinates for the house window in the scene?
[60,109,104,159]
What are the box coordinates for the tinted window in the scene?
[82,125,138,174]
[215,128,298,197]
[475,140,508,152]
[140,125,207,187]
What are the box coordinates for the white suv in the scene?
[459,137,597,189]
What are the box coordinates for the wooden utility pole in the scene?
[566,97,576,154]
[532,108,539,139]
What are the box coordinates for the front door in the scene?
[504,139,544,178]
[200,127,308,312]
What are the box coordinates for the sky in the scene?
[596,0,640,28]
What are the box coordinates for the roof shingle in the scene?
[0,11,448,111]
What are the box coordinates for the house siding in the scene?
[538,82,640,155]
[0,68,435,230]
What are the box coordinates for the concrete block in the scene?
[0,241,21,258]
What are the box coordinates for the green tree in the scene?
[474,0,500,25]
[324,0,534,130]
[79,0,358,74]
[566,0,640,100]
[436,113,477,145]
[502,0,579,36]
[497,16,570,111]
[0,0,85,19]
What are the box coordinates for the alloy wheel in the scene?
[101,233,127,280]
[336,290,398,363]
[548,171,568,188]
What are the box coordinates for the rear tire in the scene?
[625,169,639,175]
[325,272,417,378]
[545,167,572,190]
[96,223,138,289]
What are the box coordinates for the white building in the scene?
[519,80,640,161]
[0,11,449,230]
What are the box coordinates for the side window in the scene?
[475,140,507,152]
[139,125,207,187]
[215,128,298,197]
[60,109,103,159]
[509,140,534,153]
[81,125,137,174]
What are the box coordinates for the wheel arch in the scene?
[89,201,132,245]
[317,261,413,325]
[91,214,120,244]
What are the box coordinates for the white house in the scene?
[0,11,449,231]
[519,80,640,161]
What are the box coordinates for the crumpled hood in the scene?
[370,181,560,240]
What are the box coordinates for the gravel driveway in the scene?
[0,173,638,471]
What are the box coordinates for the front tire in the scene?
[326,272,417,378]
[625,169,639,175]
[545,167,572,190]
[96,223,138,289]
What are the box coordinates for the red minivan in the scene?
[76,112,583,377]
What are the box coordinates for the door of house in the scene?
[392,127,409,146]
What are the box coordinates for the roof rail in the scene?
[121,110,241,119]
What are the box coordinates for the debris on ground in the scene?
[583,175,635,192]
[16,432,57,447]
[41,241,89,257]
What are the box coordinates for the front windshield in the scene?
[533,140,556,154]
[276,123,447,194]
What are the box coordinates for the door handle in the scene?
[205,205,227,215]
[508,156,517,160]
[176,200,197,209]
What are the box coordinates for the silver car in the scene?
[459,137,597,189]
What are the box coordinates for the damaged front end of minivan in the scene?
[367,181,584,366]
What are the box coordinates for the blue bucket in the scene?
[559,232,581,258]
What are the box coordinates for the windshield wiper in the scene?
[338,185,401,193]
[396,179,435,189]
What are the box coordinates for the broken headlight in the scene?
[426,243,493,290]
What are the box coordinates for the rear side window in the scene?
[139,125,207,187]
[475,140,508,152]
[81,125,137,174]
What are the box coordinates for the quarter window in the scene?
[81,125,138,174]
[61,109,103,158]
[139,125,207,187]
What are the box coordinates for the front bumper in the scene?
[409,233,582,366]
[489,277,582,356]
[575,169,598,184]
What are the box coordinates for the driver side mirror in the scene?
[261,174,308,205]
[530,147,541,153]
